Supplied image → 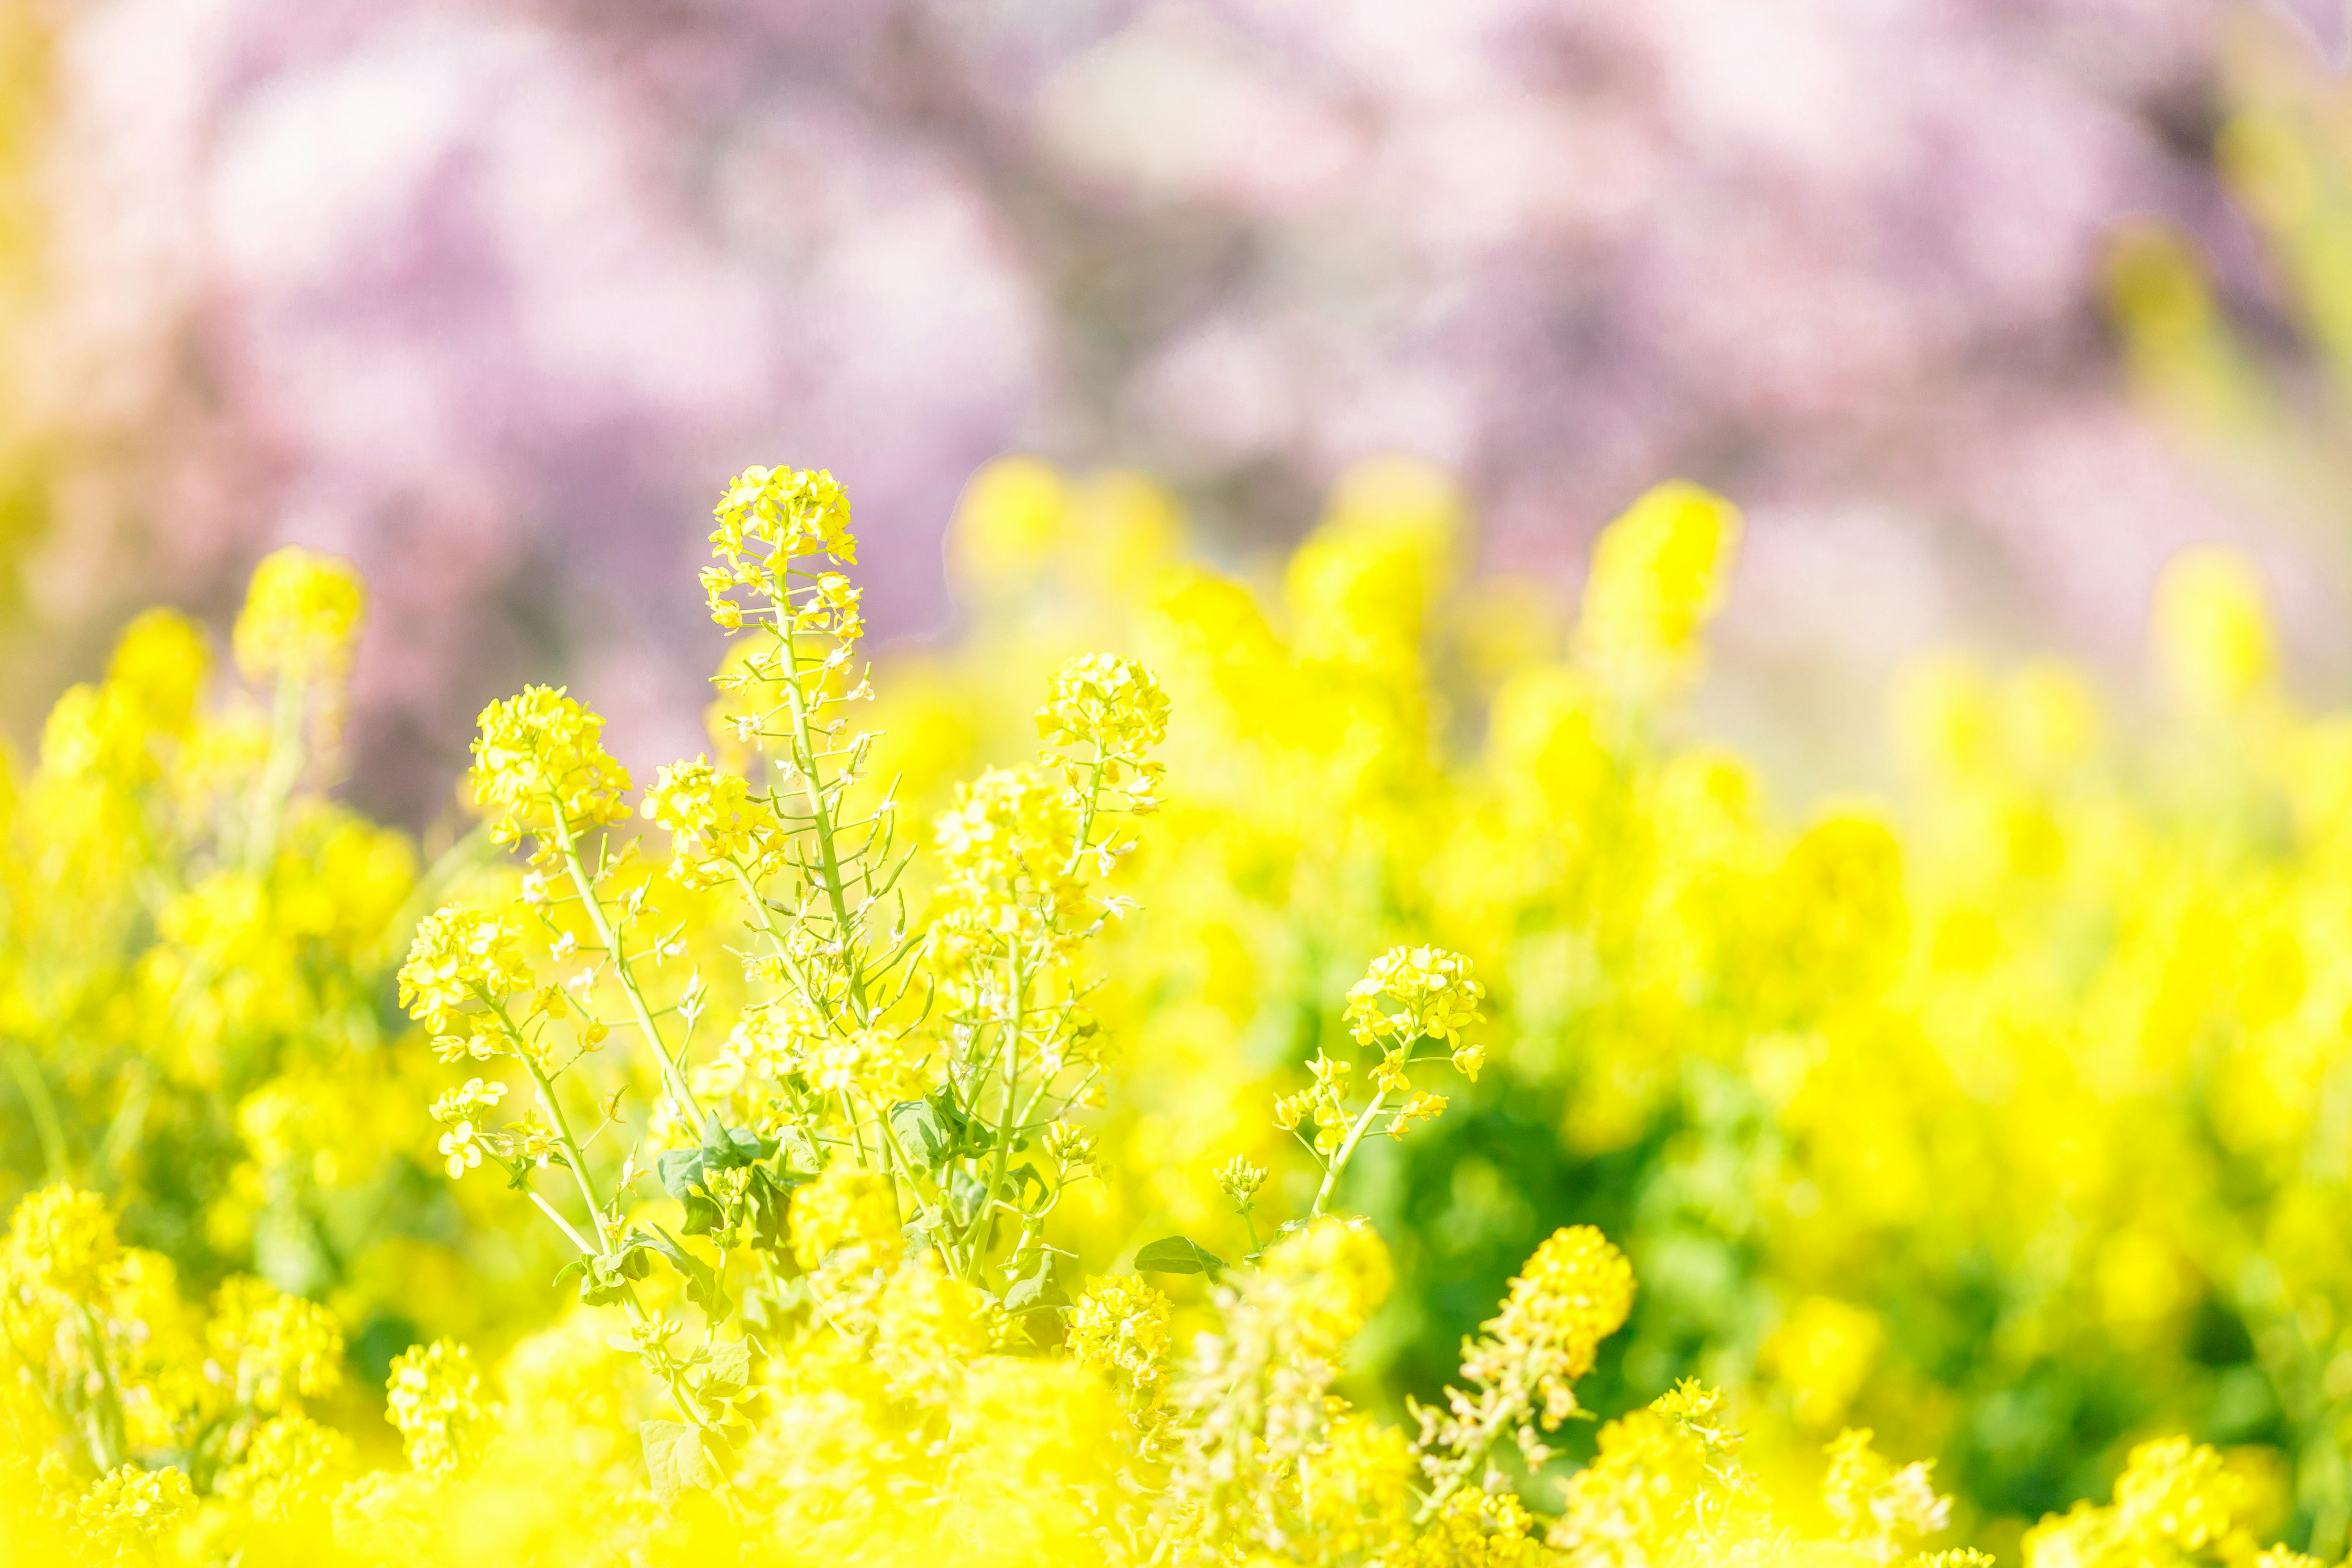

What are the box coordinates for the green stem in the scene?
[244,668,307,875]
[1414,1393,1521,1524]
[3,1041,69,1185]
[780,633,872,1021]
[1311,1089,1392,1218]
[550,811,706,1128]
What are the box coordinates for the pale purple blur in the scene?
[18,0,2338,815]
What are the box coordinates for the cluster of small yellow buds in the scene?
[1575,480,1741,690]
[218,1413,355,1524]
[792,570,865,641]
[788,1166,902,1273]
[398,903,534,1054]
[1036,654,1169,816]
[429,1078,509,1179]
[1822,1428,1951,1564]
[1344,946,1485,1061]
[108,609,209,733]
[1273,1051,1355,1156]
[206,1276,345,1412]
[934,767,1071,887]
[2,1184,124,1298]
[233,545,367,685]
[68,1462,195,1556]
[931,767,1092,959]
[703,466,857,628]
[1066,1275,1174,1400]
[1460,1225,1635,1427]
[2110,1436,2246,1552]
[641,754,779,888]
[1038,654,1171,755]
[1042,1120,1096,1175]
[1216,1155,1267,1208]
[468,685,634,848]
[1252,1216,1395,1354]
[385,1339,492,1480]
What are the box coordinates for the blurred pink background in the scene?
[7,0,2349,818]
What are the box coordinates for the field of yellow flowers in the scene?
[0,456,2342,1567]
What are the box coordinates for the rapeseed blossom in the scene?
[1,454,2346,1568]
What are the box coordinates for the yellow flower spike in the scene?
[468,685,633,848]
[1577,479,1742,692]
[1036,652,1171,758]
[951,454,1069,595]
[385,1339,493,1480]
[217,1412,356,1523]
[207,1275,345,1412]
[2152,545,2274,717]
[2,1185,123,1298]
[106,608,210,733]
[788,1166,901,1273]
[234,545,366,684]
[1465,1225,1634,1419]
[69,1463,194,1558]
[398,903,533,1035]
[1344,945,1485,1049]
[1066,1274,1174,1401]
[641,753,778,889]
[1286,456,1464,671]
[1822,1428,1951,1562]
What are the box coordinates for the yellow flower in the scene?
[1344,945,1485,1049]
[234,545,366,684]
[469,685,633,847]
[2152,545,2273,715]
[704,465,857,627]
[2,1185,123,1300]
[641,754,777,888]
[208,1275,344,1412]
[1066,1274,1174,1400]
[789,1167,901,1272]
[69,1463,194,1557]
[1460,1225,1635,1426]
[1576,480,1741,691]
[385,1339,492,1480]
[398,903,533,1036]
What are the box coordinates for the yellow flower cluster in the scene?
[469,686,635,850]
[9,452,2352,1568]
[383,1340,491,1480]
[232,546,366,685]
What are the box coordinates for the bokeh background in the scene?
[2,0,2352,816]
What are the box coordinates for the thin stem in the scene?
[1311,1088,1392,1218]
[3,1041,70,1185]
[780,635,872,1022]
[244,668,308,875]
[1415,1393,1522,1524]
[550,810,706,1128]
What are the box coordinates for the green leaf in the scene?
[1005,1162,1049,1207]
[944,1167,988,1230]
[656,1147,707,1201]
[1133,1235,1226,1280]
[640,1419,712,1507]
[1003,1255,1068,1314]
[746,1166,794,1254]
[573,1250,639,1316]
[701,1338,754,1400]
[888,1089,973,1168]
[628,1225,731,1318]
[699,1120,777,1172]
[680,1189,724,1237]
